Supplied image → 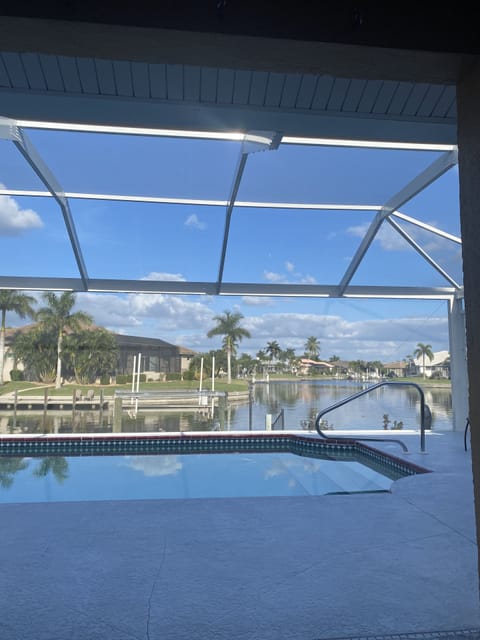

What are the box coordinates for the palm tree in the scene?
[283,347,298,374]
[36,292,93,389]
[13,324,57,383]
[256,349,267,363]
[404,354,414,375]
[63,327,119,383]
[33,457,69,483]
[305,336,320,360]
[207,310,250,384]
[413,342,434,379]
[0,290,36,384]
[0,457,29,488]
[265,340,281,362]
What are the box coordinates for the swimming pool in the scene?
[0,433,429,503]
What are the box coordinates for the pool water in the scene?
[0,451,400,503]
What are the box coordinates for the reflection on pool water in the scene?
[0,451,405,503]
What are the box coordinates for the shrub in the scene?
[115,374,146,384]
[10,369,24,381]
[166,372,182,381]
[182,370,195,381]
[100,375,110,385]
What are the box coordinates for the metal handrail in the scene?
[464,417,471,451]
[272,408,285,430]
[314,381,431,453]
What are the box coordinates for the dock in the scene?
[0,391,108,412]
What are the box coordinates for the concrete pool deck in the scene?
[0,429,478,639]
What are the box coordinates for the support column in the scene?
[456,60,480,580]
[448,297,468,431]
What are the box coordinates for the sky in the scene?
[0,126,463,363]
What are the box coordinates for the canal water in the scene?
[0,380,453,434]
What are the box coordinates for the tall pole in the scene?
[135,353,141,414]
[12,389,17,432]
[199,357,204,405]
[131,355,136,407]
[448,297,469,431]
[248,381,253,431]
[136,353,141,392]
[211,356,215,418]
[42,387,48,432]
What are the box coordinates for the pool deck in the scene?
[0,428,478,640]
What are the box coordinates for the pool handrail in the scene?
[464,416,471,451]
[272,408,285,430]
[314,381,431,453]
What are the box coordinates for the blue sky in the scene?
[0,127,462,362]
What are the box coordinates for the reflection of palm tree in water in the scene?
[33,457,69,483]
[0,457,29,488]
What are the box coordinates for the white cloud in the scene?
[75,293,142,329]
[376,224,410,251]
[142,272,186,282]
[240,313,448,361]
[0,191,43,235]
[130,295,213,331]
[346,219,461,256]
[285,261,295,272]
[74,293,449,362]
[263,269,317,285]
[125,455,182,476]
[76,290,214,336]
[184,213,206,230]
[346,222,408,251]
[264,270,285,283]
[241,296,275,307]
[347,223,369,239]
[300,274,317,284]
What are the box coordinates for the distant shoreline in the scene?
[0,376,452,400]
[256,376,451,389]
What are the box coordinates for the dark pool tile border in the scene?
[0,432,430,478]
[354,440,431,476]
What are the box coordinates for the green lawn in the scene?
[0,378,251,397]
[0,375,449,397]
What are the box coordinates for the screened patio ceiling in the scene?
[0,115,462,302]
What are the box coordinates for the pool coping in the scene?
[0,431,431,479]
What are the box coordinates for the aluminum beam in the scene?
[0,187,382,212]
[336,210,385,296]
[216,152,248,294]
[0,116,20,141]
[12,128,89,289]
[382,150,458,213]
[448,297,469,431]
[386,217,461,288]
[216,132,281,294]
[0,90,458,146]
[392,210,462,244]
[337,149,459,295]
[0,276,456,299]
[17,120,457,150]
